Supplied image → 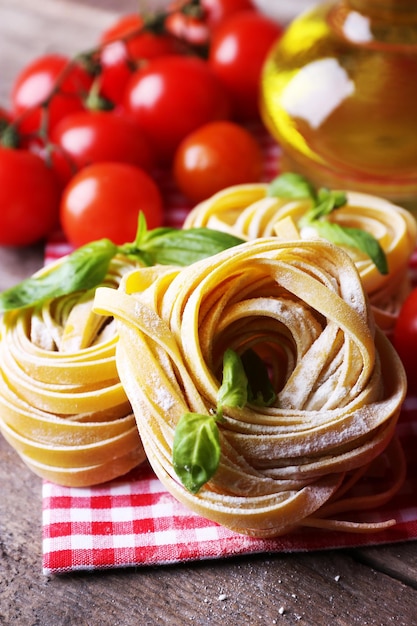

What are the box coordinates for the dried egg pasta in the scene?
[94,238,407,538]
[184,185,417,332]
[0,255,146,487]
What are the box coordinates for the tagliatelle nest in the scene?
[184,184,417,332]
[94,237,407,538]
[0,255,146,487]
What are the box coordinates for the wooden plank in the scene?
[0,244,44,290]
[353,543,417,590]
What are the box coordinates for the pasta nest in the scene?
[184,184,417,333]
[0,255,146,487]
[94,237,407,538]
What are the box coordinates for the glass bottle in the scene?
[260,0,417,211]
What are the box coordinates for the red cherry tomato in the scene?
[173,120,263,203]
[11,54,92,136]
[123,55,231,164]
[60,162,164,247]
[99,14,184,105]
[50,110,155,186]
[208,10,284,120]
[393,287,417,384]
[0,147,60,245]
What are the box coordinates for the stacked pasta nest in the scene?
[0,256,146,486]
[0,183,415,537]
[184,183,417,333]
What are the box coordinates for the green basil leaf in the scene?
[317,188,347,209]
[299,189,348,226]
[173,412,221,494]
[133,210,148,246]
[268,172,316,200]
[299,197,333,225]
[217,348,248,410]
[126,227,244,267]
[0,213,243,313]
[241,349,276,407]
[312,221,388,275]
[0,238,117,313]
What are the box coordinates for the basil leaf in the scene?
[133,210,148,246]
[0,213,244,313]
[275,176,387,275]
[0,238,117,313]
[312,221,388,275]
[317,187,347,209]
[217,348,248,411]
[241,349,276,407]
[173,348,254,493]
[299,189,348,225]
[126,227,244,267]
[173,412,221,494]
[268,172,316,200]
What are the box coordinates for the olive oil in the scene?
[261,0,417,210]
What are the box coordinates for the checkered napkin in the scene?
[41,126,417,575]
[42,397,417,574]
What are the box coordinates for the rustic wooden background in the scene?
[1,2,417,625]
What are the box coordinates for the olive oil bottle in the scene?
[261,0,417,210]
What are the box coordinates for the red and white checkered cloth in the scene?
[42,126,417,575]
[42,396,417,574]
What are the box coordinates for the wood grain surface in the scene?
[1,2,417,625]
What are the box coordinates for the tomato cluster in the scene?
[0,0,284,247]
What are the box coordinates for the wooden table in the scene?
[1,2,417,624]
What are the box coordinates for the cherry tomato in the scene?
[123,55,231,164]
[11,54,92,136]
[208,10,284,120]
[0,147,60,246]
[173,120,263,202]
[393,287,417,384]
[60,162,164,247]
[99,14,184,105]
[50,110,155,186]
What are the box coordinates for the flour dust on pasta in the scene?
[94,237,407,538]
